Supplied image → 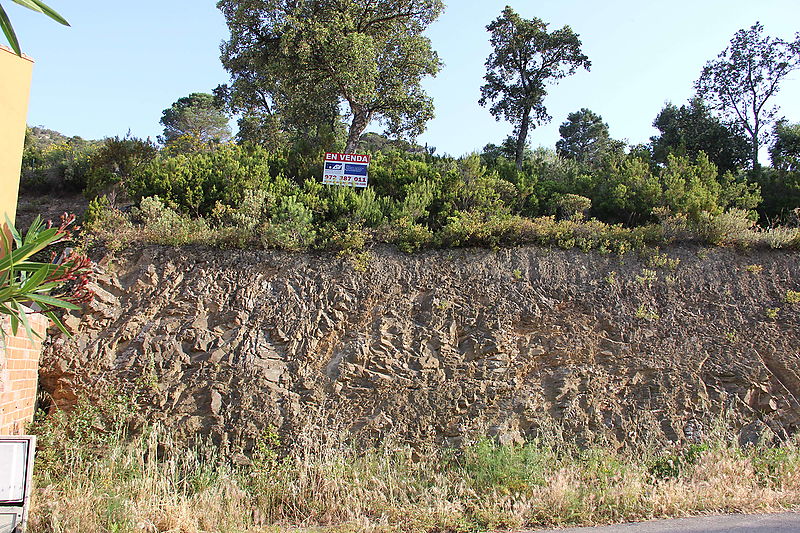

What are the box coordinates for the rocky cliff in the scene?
[40,244,800,450]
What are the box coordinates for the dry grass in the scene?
[27,403,800,533]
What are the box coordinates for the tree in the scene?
[758,121,800,221]
[160,92,232,148]
[481,135,522,166]
[695,22,800,171]
[217,0,443,153]
[479,6,590,169]
[770,120,800,173]
[650,98,750,174]
[556,108,622,167]
[0,0,68,56]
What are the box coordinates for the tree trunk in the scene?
[515,107,531,170]
[345,104,373,154]
[750,132,760,173]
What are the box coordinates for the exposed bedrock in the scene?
[40,244,800,450]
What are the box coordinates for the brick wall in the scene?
[0,313,49,435]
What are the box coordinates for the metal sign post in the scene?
[322,152,371,188]
[0,436,36,533]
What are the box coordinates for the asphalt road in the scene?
[526,512,800,532]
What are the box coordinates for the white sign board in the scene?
[0,441,28,503]
[0,436,36,533]
[322,152,371,188]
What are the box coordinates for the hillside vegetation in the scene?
[19,135,800,255]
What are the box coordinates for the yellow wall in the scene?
[0,45,34,227]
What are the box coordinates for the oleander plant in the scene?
[1,214,92,339]
[0,0,68,56]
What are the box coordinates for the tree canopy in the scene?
[216,0,443,154]
[556,108,621,167]
[650,98,750,174]
[771,121,800,174]
[479,6,590,170]
[160,92,232,148]
[695,22,800,170]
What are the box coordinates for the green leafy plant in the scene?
[1,214,92,339]
[0,0,69,56]
[649,444,709,479]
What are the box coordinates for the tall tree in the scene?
[479,6,590,169]
[695,22,800,171]
[650,98,750,174]
[160,92,232,147]
[556,108,621,167]
[217,0,443,154]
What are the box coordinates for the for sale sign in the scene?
[323,152,371,188]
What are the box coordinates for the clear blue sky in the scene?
[9,0,800,157]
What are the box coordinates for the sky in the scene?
[9,0,800,157]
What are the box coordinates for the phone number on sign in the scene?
[324,175,368,185]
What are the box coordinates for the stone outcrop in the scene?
[40,244,800,450]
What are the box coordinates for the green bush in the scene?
[258,196,316,251]
[127,144,286,216]
[85,136,158,200]
[83,195,110,226]
[71,140,798,253]
[135,196,213,246]
[649,444,709,479]
[21,140,98,193]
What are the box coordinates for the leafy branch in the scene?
[0,0,68,56]
[1,214,93,340]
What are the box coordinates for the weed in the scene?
[26,401,800,533]
[785,290,800,304]
[349,251,372,273]
[766,307,781,320]
[649,444,709,479]
[745,264,763,274]
[635,305,660,321]
[512,268,523,281]
[605,271,618,286]
[434,299,452,312]
[645,248,681,271]
[636,269,658,286]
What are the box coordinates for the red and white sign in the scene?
[323,152,371,188]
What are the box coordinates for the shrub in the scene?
[85,136,158,200]
[135,196,213,246]
[381,216,434,253]
[21,140,97,193]
[649,444,709,479]
[258,196,316,251]
[692,208,758,246]
[0,214,93,339]
[212,189,272,232]
[83,195,110,226]
[554,193,592,220]
[128,144,285,216]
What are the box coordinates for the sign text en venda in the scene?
[323,152,371,188]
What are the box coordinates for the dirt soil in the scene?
[39,244,800,452]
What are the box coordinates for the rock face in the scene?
[40,244,800,450]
